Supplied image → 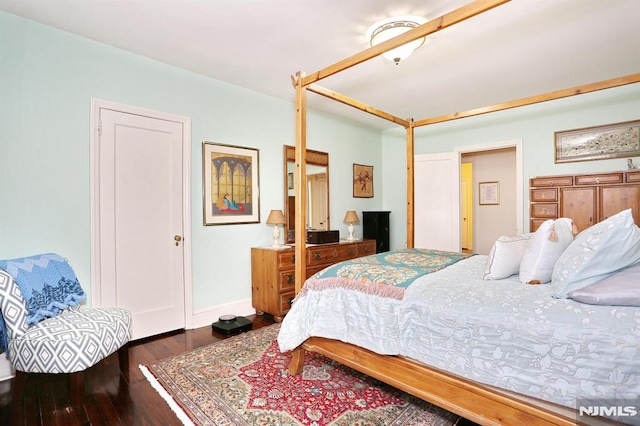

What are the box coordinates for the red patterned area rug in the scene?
[140,324,461,425]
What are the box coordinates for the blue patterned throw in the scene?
[0,253,86,353]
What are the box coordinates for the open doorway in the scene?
[458,142,522,255]
[414,140,522,254]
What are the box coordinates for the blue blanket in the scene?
[0,253,86,354]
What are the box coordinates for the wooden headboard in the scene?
[530,169,640,233]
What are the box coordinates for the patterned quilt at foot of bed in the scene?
[302,248,473,299]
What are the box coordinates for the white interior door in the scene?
[414,152,461,252]
[93,104,188,340]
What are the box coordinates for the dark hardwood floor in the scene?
[0,314,277,426]
[0,314,478,425]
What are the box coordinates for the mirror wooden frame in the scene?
[283,145,330,244]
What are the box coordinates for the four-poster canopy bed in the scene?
[282,0,640,424]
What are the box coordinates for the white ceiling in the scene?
[1,0,639,130]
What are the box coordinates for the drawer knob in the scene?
[364,246,371,253]
[314,252,322,260]
[596,177,600,184]
[542,208,547,214]
[549,180,554,185]
[287,296,294,306]
[541,193,546,198]
[290,255,295,263]
[286,274,294,284]
[348,248,355,255]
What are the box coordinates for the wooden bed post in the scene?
[288,344,306,375]
[293,71,308,295]
[290,71,309,374]
[406,120,415,249]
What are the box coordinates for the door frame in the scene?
[90,98,193,329]
[456,139,524,240]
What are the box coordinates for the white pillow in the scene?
[552,209,640,298]
[519,218,574,284]
[568,262,640,306]
[484,235,530,280]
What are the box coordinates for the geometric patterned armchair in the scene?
[0,254,131,408]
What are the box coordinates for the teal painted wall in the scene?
[0,11,383,314]
[382,83,640,251]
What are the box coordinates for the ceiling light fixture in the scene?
[367,16,426,65]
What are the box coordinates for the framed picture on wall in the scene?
[353,164,373,198]
[479,181,499,205]
[202,142,260,225]
[554,120,640,163]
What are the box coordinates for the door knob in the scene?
[174,235,182,246]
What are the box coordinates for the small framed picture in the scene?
[353,164,373,198]
[479,181,499,205]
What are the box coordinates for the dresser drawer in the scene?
[277,250,296,268]
[306,265,326,277]
[278,269,296,292]
[627,171,640,183]
[279,266,321,289]
[279,291,295,313]
[530,175,573,187]
[530,218,548,232]
[531,188,558,202]
[531,203,558,218]
[307,244,358,266]
[575,173,623,185]
[357,240,376,256]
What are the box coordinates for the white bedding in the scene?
[277,255,640,409]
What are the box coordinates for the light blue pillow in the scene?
[568,263,640,306]
[552,209,640,298]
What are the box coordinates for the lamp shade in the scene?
[343,210,360,224]
[266,209,286,225]
[367,16,426,65]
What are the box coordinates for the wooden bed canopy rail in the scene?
[289,0,640,424]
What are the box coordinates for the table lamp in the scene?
[266,209,286,247]
[343,210,360,241]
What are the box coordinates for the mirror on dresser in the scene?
[283,145,330,244]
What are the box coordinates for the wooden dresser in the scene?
[530,169,640,232]
[251,239,376,321]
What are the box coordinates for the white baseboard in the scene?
[190,298,256,330]
[0,355,15,381]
